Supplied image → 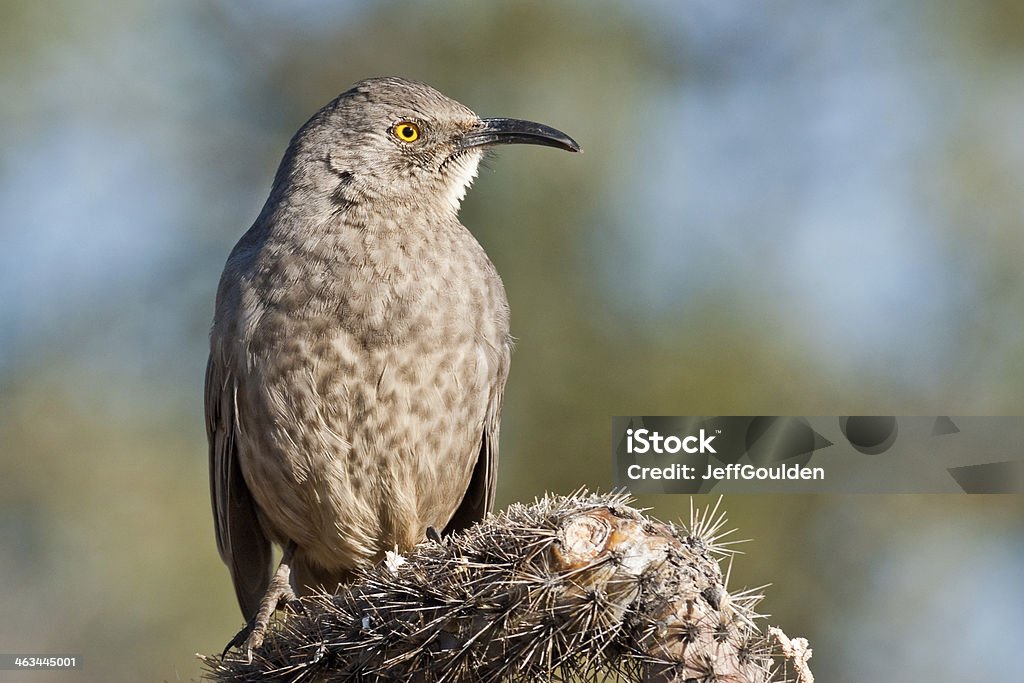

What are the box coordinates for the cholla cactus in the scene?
[202,491,811,682]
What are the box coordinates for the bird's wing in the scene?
[444,343,511,534]
[206,353,271,619]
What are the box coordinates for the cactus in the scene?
[201,491,811,682]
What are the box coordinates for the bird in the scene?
[205,76,580,654]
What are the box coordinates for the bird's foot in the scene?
[223,545,301,663]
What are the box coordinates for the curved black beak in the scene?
[458,118,581,153]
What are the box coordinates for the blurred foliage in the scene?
[1,1,1023,681]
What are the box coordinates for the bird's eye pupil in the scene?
[402,127,413,137]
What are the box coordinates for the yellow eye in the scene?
[393,121,420,143]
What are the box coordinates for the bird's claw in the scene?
[221,548,299,661]
[222,617,258,661]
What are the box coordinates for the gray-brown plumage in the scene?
[205,76,579,652]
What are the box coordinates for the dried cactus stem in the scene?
[769,627,814,683]
[201,491,809,682]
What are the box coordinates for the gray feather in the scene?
[206,355,272,619]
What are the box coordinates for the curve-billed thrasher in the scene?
[205,76,579,653]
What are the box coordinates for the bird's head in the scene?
[277,77,580,216]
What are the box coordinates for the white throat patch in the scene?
[445,150,483,214]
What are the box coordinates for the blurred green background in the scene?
[2,1,1023,680]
